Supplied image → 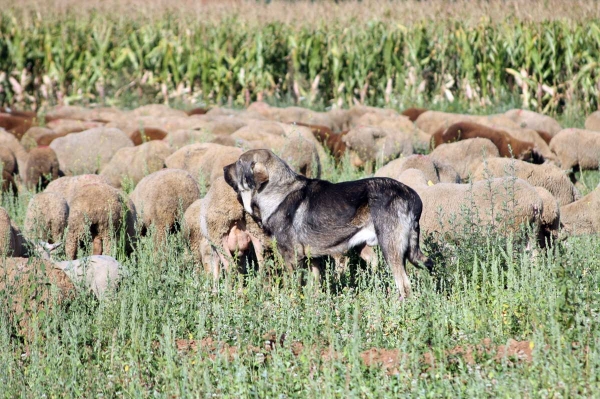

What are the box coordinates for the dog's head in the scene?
[223,149,294,216]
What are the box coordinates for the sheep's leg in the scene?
[359,245,379,269]
[249,235,264,265]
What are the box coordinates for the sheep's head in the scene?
[32,241,63,260]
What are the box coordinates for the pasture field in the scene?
[2,128,600,398]
[1,1,600,397]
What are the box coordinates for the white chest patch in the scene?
[240,190,253,215]
[347,226,378,248]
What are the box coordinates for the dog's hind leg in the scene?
[374,220,412,299]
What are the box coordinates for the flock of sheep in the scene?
[1,102,600,305]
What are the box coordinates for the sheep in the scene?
[129,127,168,146]
[375,154,461,184]
[20,126,54,150]
[165,143,243,187]
[50,127,134,175]
[431,122,543,163]
[64,182,137,259]
[0,130,28,175]
[549,128,600,173]
[533,186,560,245]
[296,122,347,162]
[24,192,69,244]
[45,174,111,203]
[584,110,600,132]
[130,169,200,243]
[23,146,60,190]
[0,146,18,194]
[205,106,267,121]
[401,107,428,122]
[415,110,520,135]
[33,241,123,299]
[472,158,581,206]
[0,256,75,338]
[396,169,547,244]
[341,125,414,169]
[195,177,268,279]
[346,105,400,128]
[559,187,600,236]
[0,113,33,139]
[356,112,431,151]
[231,128,322,177]
[44,105,94,121]
[100,140,173,188]
[24,175,112,246]
[188,115,248,135]
[163,129,213,150]
[45,119,105,135]
[429,138,500,181]
[503,109,562,136]
[131,104,188,118]
[186,107,208,116]
[487,124,556,163]
[0,207,27,257]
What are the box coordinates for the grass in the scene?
[2,137,600,397]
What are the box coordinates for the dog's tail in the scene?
[407,221,434,272]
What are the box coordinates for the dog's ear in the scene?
[252,162,269,187]
[223,163,238,191]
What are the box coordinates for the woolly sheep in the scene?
[584,110,600,132]
[0,257,75,338]
[131,104,188,118]
[559,187,600,236]
[0,146,17,194]
[100,140,173,188]
[231,128,321,177]
[375,154,460,184]
[130,169,200,243]
[342,125,414,169]
[431,122,543,163]
[0,130,28,174]
[50,127,134,175]
[23,146,60,190]
[33,241,123,299]
[472,158,580,206]
[24,192,69,243]
[0,207,26,257]
[396,169,547,244]
[64,182,136,259]
[45,119,104,135]
[488,124,557,164]
[196,177,268,279]
[163,129,213,150]
[45,174,111,202]
[356,112,431,151]
[20,126,54,150]
[165,143,243,186]
[401,107,428,122]
[549,128,600,172]
[415,110,520,135]
[428,138,500,181]
[504,109,562,136]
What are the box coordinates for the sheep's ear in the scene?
[45,241,63,252]
[252,162,269,186]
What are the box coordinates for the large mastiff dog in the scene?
[223,149,433,298]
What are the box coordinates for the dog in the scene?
[223,149,433,299]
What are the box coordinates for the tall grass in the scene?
[2,1,600,113]
[2,152,600,397]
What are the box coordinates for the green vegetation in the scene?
[2,2,600,113]
[2,155,600,397]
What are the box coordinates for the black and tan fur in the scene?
[223,149,433,299]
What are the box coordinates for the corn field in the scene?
[1,11,600,112]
